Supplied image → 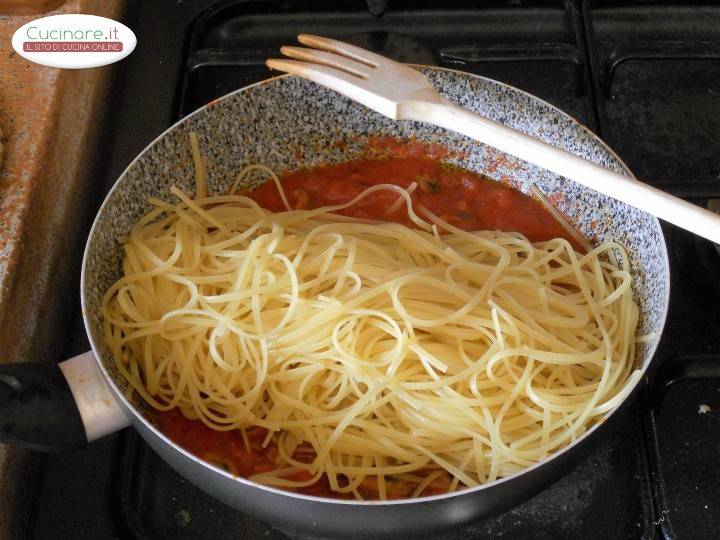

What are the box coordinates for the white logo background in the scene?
[11,14,136,69]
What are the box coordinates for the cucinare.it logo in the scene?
[11,14,136,69]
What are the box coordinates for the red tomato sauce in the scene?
[155,152,586,498]
[156,409,351,498]
[156,409,433,499]
[249,157,581,249]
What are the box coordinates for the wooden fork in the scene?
[267,34,720,244]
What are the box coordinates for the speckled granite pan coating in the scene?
[83,66,669,413]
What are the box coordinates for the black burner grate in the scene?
[178,0,593,125]
[584,0,720,199]
[647,355,720,540]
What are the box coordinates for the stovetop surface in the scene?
[29,1,720,539]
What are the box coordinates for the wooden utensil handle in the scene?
[400,99,720,244]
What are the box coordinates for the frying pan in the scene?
[0,67,669,538]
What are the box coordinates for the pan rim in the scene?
[80,65,670,507]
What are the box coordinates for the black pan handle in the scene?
[0,362,87,451]
[0,352,130,452]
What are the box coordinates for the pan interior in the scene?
[83,67,668,430]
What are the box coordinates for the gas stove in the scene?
[29,1,720,538]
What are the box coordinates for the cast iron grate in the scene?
[646,355,720,540]
[583,0,720,199]
[176,0,595,127]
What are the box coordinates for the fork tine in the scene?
[266,58,397,118]
[280,46,370,79]
[266,58,367,88]
[297,34,393,68]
